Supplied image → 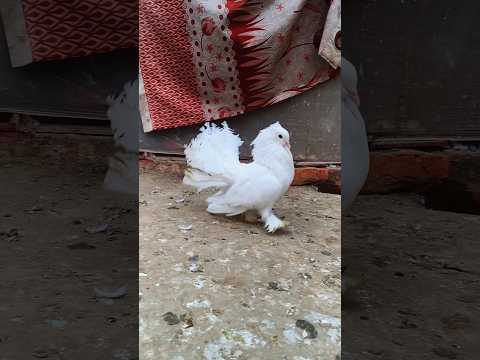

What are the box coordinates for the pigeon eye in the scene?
[278,134,283,139]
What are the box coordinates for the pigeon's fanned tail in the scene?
[183,168,231,192]
[183,122,242,191]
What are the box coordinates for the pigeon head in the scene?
[252,121,291,150]
[342,57,360,106]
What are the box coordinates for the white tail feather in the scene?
[183,122,242,192]
[183,168,230,192]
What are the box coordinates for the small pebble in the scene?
[162,312,180,325]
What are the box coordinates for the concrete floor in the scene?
[343,194,480,360]
[139,168,341,359]
[0,135,138,359]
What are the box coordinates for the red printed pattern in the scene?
[22,0,138,62]
[140,0,204,130]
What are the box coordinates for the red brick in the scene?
[292,167,329,185]
[140,158,341,192]
[139,157,186,177]
[362,149,480,213]
[362,150,450,193]
[293,167,341,194]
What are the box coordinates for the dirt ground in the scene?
[139,167,341,359]
[0,135,138,359]
[343,194,480,360]
[4,133,477,360]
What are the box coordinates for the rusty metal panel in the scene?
[139,77,341,163]
[344,1,480,138]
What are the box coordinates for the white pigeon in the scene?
[342,57,370,211]
[183,121,295,233]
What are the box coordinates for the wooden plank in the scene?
[0,114,112,135]
[35,124,112,136]
[369,136,480,150]
[295,161,341,168]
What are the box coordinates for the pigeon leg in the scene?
[260,208,285,233]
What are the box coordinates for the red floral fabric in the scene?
[140,0,340,131]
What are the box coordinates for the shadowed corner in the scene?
[342,2,480,359]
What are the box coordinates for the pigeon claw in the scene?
[264,215,285,233]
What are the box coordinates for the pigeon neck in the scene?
[252,143,294,179]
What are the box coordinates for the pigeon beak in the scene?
[283,140,290,149]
